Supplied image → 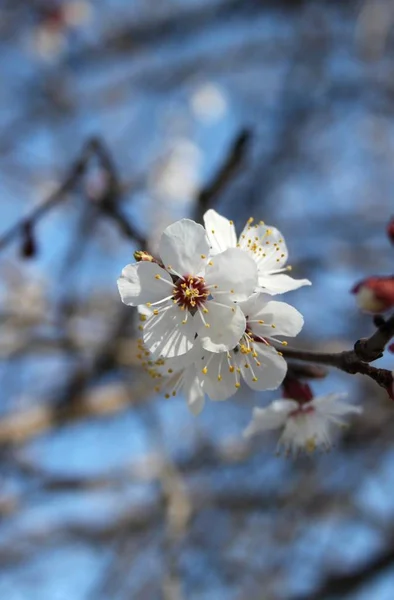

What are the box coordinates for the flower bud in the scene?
[387,217,394,245]
[133,250,154,262]
[351,276,394,313]
[282,377,313,403]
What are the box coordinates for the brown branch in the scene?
[275,312,394,392]
[291,536,394,600]
[193,129,251,223]
[281,345,392,389]
[0,137,145,253]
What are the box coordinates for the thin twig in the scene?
[0,137,145,253]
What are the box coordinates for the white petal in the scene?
[203,209,237,254]
[248,300,304,338]
[159,219,209,275]
[183,368,205,416]
[205,248,258,302]
[199,352,238,401]
[118,262,173,306]
[243,400,296,438]
[257,274,312,295]
[200,302,245,353]
[239,223,288,269]
[313,393,363,417]
[153,346,200,375]
[240,345,287,391]
[143,306,198,359]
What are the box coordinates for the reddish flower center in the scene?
[172,275,209,311]
[289,404,315,418]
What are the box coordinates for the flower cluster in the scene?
[118,209,361,453]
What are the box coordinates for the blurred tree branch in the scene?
[0,137,146,255]
[278,315,394,392]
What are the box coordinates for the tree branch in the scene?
[0,137,145,254]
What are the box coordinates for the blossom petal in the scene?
[205,248,258,301]
[199,352,238,401]
[118,262,173,306]
[200,302,245,353]
[159,219,209,275]
[203,209,237,254]
[257,273,311,295]
[313,393,363,417]
[183,368,205,416]
[243,400,297,438]
[239,223,288,269]
[143,306,198,359]
[239,345,287,392]
[248,300,304,338]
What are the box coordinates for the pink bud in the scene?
[387,217,394,245]
[282,378,313,403]
[351,276,394,313]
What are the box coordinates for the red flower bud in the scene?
[387,217,394,245]
[282,378,313,403]
[351,276,394,313]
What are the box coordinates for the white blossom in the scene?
[244,393,362,454]
[196,293,304,402]
[144,347,206,416]
[203,209,311,295]
[118,218,258,359]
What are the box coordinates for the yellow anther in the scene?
[277,351,283,356]
[203,308,209,313]
[247,217,254,224]
[258,320,264,324]
[139,315,147,322]
[305,438,316,453]
[255,361,261,366]
[153,309,159,315]
[138,325,143,331]
[165,393,170,399]
[211,229,215,234]
[202,367,208,374]
[168,369,173,374]
[235,383,241,388]
[271,324,276,328]
[229,366,235,373]
[282,341,288,346]
[205,323,210,328]
[217,375,222,381]
[182,319,187,324]
[208,260,213,266]
[172,391,176,397]
[229,220,233,225]
[155,274,161,280]
[252,377,258,382]
[201,254,206,259]
[244,364,249,368]
[146,302,152,307]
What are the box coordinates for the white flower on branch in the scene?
[244,393,362,454]
[142,293,304,411]
[118,219,258,359]
[197,293,304,401]
[203,209,311,295]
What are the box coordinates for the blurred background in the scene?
[1,0,394,598]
